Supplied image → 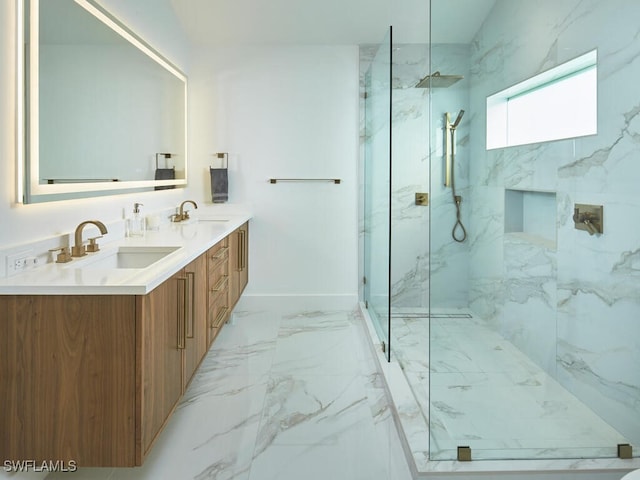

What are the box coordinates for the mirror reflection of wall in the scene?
[22,0,187,203]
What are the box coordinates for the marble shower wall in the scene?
[468,0,640,444]
[428,45,471,310]
[359,43,471,310]
[389,44,431,308]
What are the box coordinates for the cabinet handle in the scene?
[236,231,240,271]
[210,246,229,261]
[236,229,247,271]
[186,271,195,339]
[236,231,242,271]
[177,276,187,349]
[213,306,229,328]
[240,228,247,270]
[210,275,228,293]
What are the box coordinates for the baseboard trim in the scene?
[237,294,358,312]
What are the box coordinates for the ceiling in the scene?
[169,0,496,46]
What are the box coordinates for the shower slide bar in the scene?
[444,111,464,187]
[445,113,453,187]
[444,110,468,243]
[269,178,341,184]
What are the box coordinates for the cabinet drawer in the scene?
[207,241,229,270]
[210,302,229,329]
[208,258,228,284]
[209,276,229,304]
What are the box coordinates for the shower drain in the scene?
[391,312,472,319]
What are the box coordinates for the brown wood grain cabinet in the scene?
[229,222,249,310]
[137,270,183,460]
[207,237,230,346]
[182,254,208,389]
[0,228,246,467]
[0,295,137,466]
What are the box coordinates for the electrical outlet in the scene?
[6,249,35,276]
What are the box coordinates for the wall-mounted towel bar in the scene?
[46,178,119,184]
[212,153,228,168]
[269,178,341,184]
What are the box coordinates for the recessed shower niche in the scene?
[504,189,556,248]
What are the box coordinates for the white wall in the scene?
[189,45,360,303]
[1,3,359,302]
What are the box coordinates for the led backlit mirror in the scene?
[19,0,187,203]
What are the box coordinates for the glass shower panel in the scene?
[427,0,639,462]
[363,27,392,361]
[387,40,432,408]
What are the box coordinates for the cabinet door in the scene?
[229,228,241,308]
[238,222,249,294]
[229,222,249,310]
[138,272,183,458]
[183,254,207,389]
[0,295,137,467]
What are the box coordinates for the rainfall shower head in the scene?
[415,71,463,89]
[451,109,465,129]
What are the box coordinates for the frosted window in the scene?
[487,50,597,149]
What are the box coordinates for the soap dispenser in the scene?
[127,203,146,237]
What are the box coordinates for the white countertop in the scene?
[0,212,251,295]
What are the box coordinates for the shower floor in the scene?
[389,307,629,462]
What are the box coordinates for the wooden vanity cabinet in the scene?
[0,220,249,467]
[0,295,138,466]
[0,251,211,467]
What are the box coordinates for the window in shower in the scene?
[486,49,597,149]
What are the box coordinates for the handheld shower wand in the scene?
[446,109,467,243]
[451,109,465,129]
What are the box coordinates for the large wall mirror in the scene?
[18,0,187,204]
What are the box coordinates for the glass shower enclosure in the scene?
[362,0,639,465]
[363,27,392,362]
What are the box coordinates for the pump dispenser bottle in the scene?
[127,203,146,237]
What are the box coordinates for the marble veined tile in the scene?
[271,311,363,376]
[48,304,411,480]
[254,372,370,451]
[386,308,630,463]
[248,440,393,480]
[218,309,282,348]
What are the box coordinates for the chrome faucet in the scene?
[173,200,198,222]
[72,220,108,257]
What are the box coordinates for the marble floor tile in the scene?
[271,311,363,376]
[389,309,629,462]
[47,301,411,480]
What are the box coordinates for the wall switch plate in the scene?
[6,249,37,276]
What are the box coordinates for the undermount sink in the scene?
[78,246,181,270]
[179,217,229,223]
